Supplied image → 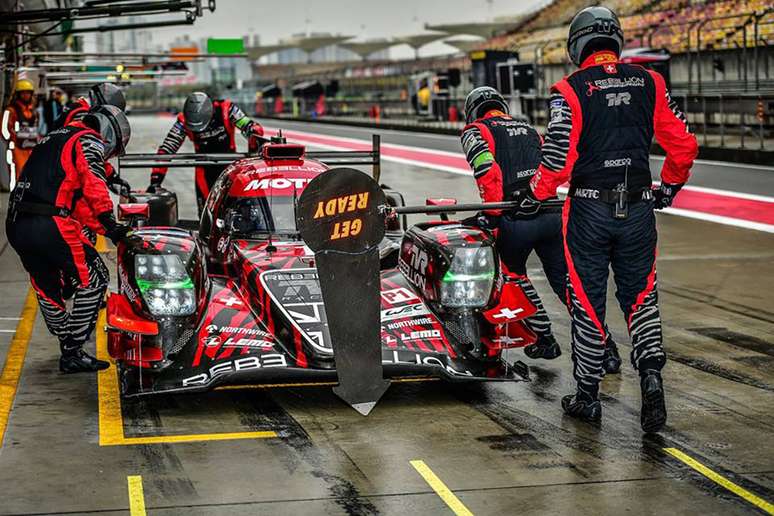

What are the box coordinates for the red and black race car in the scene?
[108,135,547,414]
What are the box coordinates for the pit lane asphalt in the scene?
[0,114,772,515]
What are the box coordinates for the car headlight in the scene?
[440,246,495,308]
[135,254,195,316]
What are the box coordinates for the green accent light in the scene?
[442,270,494,283]
[137,278,194,292]
[207,38,244,54]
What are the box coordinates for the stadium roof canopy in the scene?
[340,40,397,59]
[284,34,355,54]
[425,21,520,39]
[443,38,485,53]
[246,44,293,60]
[394,33,448,50]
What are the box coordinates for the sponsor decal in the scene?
[506,127,528,137]
[381,303,431,322]
[604,157,632,168]
[399,244,428,290]
[606,92,632,107]
[603,63,617,74]
[516,168,537,179]
[385,316,434,330]
[585,77,644,96]
[489,307,525,320]
[573,188,599,199]
[260,269,332,353]
[118,264,137,302]
[216,236,229,253]
[204,324,271,337]
[382,349,473,377]
[244,177,311,192]
[182,354,288,386]
[401,329,442,342]
[380,287,419,305]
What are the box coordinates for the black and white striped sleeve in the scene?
[540,93,572,172]
[80,133,108,181]
[158,119,187,155]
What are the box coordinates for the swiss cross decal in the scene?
[604,63,617,74]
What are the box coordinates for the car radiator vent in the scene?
[169,327,195,356]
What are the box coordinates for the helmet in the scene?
[83,105,131,158]
[464,87,508,124]
[16,79,34,92]
[88,83,126,111]
[182,92,213,133]
[567,6,624,66]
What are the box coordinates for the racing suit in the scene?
[530,50,698,395]
[150,99,264,213]
[52,97,90,131]
[2,97,40,179]
[461,110,565,343]
[5,126,125,356]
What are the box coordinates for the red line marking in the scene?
[267,127,774,228]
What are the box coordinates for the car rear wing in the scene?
[117,134,382,181]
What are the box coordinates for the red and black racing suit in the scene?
[462,110,565,342]
[150,99,264,213]
[52,97,90,131]
[5,126,122,355]
[530,50,698,394]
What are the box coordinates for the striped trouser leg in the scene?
[610,202,665,372]
[64,250,109,351]
[515,276,553,338]
[562,199,611,392]
[36,294,70,342]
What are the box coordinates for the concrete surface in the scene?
[0,114,771,515]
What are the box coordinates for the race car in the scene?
[107,134,546,414]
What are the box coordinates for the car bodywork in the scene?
[108,139,538,410]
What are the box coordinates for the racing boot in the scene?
[562,383,601,423]
[59,338,109,373]
[524,334,562,360]
[640,369,667,433]
[602,334,622,374]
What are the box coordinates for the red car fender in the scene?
[482,280,538,324]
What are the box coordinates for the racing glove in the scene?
[510,188,541,217]
[461,212,500,230]
[653,182,684,210]
[98,212,131,245]
[106,174,131,196]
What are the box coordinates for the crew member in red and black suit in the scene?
[147,92,265,214]
[461,87,622,368]
[6,105,132,373]
[514,6,698,431]
[53,82,126,130]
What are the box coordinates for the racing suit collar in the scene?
[482,109,509,120]
[580,50,619,70]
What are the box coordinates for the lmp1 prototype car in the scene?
[107,135,543,412]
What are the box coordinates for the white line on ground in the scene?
[661,208,774,233]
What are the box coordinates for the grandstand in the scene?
[488,0,774,69]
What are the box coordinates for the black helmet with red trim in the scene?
[464,86,508,124]
[83,104,131,158]
[183,91,213,133]
[88,83,126,111]
[567,6,624,66]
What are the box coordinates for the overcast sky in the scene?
[141,0,547,58]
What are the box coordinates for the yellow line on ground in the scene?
[96,235,107,253]
[96,311,278,445]
[0,288,38,447]
[127,475,147,516]
[410,460,474,516]
[664,448,774,514]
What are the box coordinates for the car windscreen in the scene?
[226,196,297,237]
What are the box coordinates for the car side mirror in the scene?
[118,203,150,228]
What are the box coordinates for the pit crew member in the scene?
[147,92,265,213]
[461,87,622,370]
[519,6,698,432]
[6,105,132,373]
[53,82,126,130]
